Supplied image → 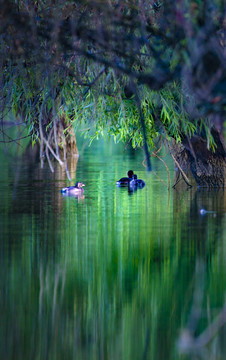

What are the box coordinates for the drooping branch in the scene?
[0,134,31,143]
[133,83,152,171]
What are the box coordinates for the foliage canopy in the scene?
[0,0,225,168]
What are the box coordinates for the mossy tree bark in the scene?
[57,117,78,157]
[172,128,226,188]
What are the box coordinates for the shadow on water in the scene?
[0,142,225,360]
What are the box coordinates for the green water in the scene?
[0,139,226,360]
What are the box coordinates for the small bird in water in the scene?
[116,170,135,186]
[129,174,145,188]
[61,182,85,196]
[200,208,216,216]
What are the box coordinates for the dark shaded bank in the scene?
[172,127,226,188]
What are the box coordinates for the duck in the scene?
[116,170,135,186]
[61,182,85,196]
[129,174,145,188]
[200,208,216,216]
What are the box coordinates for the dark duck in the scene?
[116,170,135,186]
[129,174,145,188]
[61,182,85,196]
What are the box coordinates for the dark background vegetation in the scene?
[0,0,225,185]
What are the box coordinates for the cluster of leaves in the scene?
[56,68,217,151]
[1,57,216,153]
[0,0,224,155]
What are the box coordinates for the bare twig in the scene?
[51,95,60,160]
[83,66,106,97]
[59,121,72,181]
[154,142,162,154]
[164,136,192,188]
[0,134,31,143]
[152,170,168,188]
[39,101,45,168]
[152,152,171,189]
[172,172,183,188]
[45,145,54,173]
[39,97,64,167]
[123,137,132,151]
[42,137,64,166]
[46,130,54,173]
[142,142,171,189]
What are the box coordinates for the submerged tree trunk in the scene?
[37,113,79,179]
[57,117,79,157]
[172,128,226,188]
[41,116,78,158]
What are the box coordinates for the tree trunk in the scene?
[58,117,79,156]
[172,128,226,188]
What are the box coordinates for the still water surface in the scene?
[0,140,226,360]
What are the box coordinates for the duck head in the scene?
[75,182,85,189]
[127,170,134,178]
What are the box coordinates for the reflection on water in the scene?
[0,140,226,360]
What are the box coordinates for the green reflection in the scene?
[0,140,226,360]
